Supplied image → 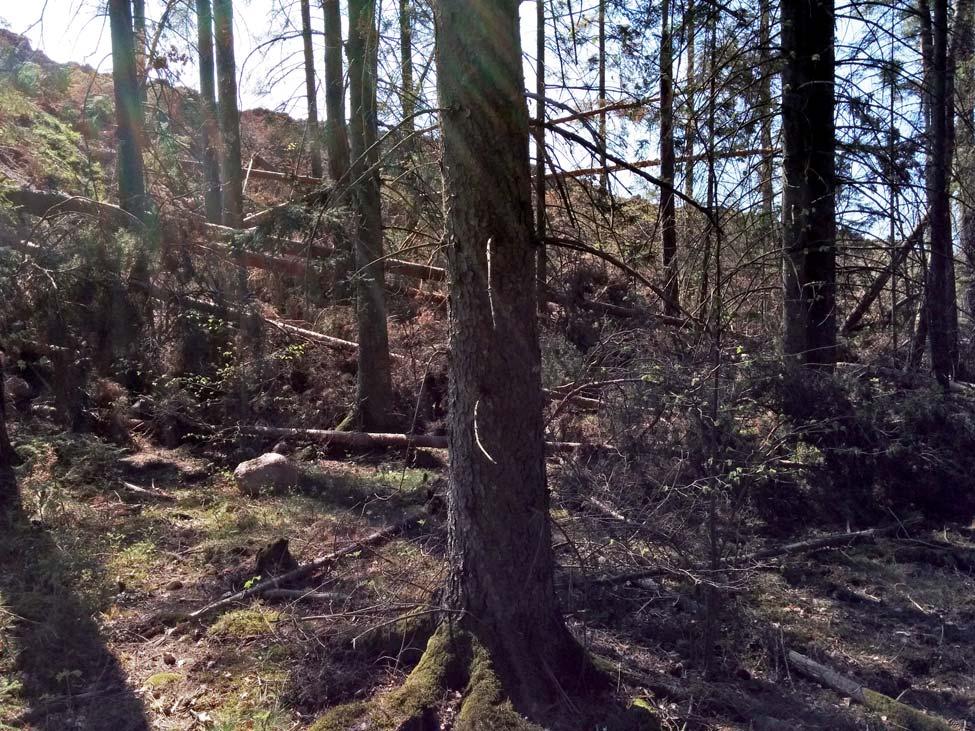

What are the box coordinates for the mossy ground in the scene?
[0,429,973,729]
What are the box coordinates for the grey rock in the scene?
[233,452,300,496]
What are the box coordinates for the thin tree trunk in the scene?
[348,0,393,430]
[781,0,837,367]
[683,0,696,199]
[300,0,323,179]
[132,0,147,106]
[323,0,353,297]
[956,0,975,331]
[598,0,608,193]
[108,0,147,219]
[758,0,775,217]
[434,0,599,713]
[536,0,547,311]
[660,0,679,317]
[196,0,222,223]
[926,0,953,385]
[0,348,21,472]
[399,0,415,137]
[213,0,243,227]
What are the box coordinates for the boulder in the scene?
[233,453,300,496]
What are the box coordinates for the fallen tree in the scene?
[241,425,605,454]
[787,649,952,730]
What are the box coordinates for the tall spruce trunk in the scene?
[535,0,547,309]
[660,0,680,317]
[323,0,353,297]
[300,0,323,179]
[781,0,837,367]
[399,0,415,136]
[758,0,775,217]
[348,0,393,430]
[132,0,147,106]
[955,0,975,332]
[213,0,243,228]
[683,0,696,199]
[196,0,222,223]
[435,0,595,713]
[0,349,20,473]
[109,0,147,219]
[927,0,953,385]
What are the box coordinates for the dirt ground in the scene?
[1,428,973,730]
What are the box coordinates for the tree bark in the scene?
[196,0,222,223]
[399,0,415,136]
[683,0,696,199]
[300,0,323,179]
[535,0,547,311]
[108,0,147,219]
[758,0,775,217]
[0,348,21,472]
[598,0,608,193]
[926,0,953,386]
[781,0,837,367]
[348,0,394,430]
[956,0,975,331]
[660,0,679,317]
[323,0,353,297]
[435,0,598,714]
[213,0,243,227]
[132,0,147,105]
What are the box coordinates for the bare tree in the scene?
[300,0,323,178]
[348,0,393,430]
[196,0,222,223]
[781,0,837,367]
[109,0,147,218]
[660,0,679,317]
[434,0,600,713]
[213,0,243,227]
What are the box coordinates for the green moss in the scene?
[144,672,182,689]
[456,640,539,731]
[308,701,372,731]
[862,689,952,731]
[208,607,280,639]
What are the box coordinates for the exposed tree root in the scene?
[311,624,659,731]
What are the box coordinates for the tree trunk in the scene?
[399,0,415,136]
[758,0,775,217]
[196,0,222,223]
[926,0,953,385]
[348,0,393,430]
[0,348,21,472]
[132,0,147,105]
[598,0,608,193]
[781,0,837,367]
[213,0,243,228]
[108,0,147,219]
[660,0,679,317]
[435,0,597,714]
[956,0,975,332]
[323,0,353,297]
[300,0,323,179]
[536,0,547,311]
[683,0,696,199]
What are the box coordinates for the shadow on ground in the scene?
[0,466,149,731]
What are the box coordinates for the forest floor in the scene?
[1,424,974,731]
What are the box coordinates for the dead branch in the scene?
[119,480,176,501]
[787,650,952,730]
[188,515,421,620]
[241,425,607,454]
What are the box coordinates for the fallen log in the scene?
[787,650,952,731]
[4,186,145,232]
[592,518,920,586]
[189,515,421,620]
[241,425,604,454]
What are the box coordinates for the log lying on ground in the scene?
[242,425,605,454]
[4,186,145,232]
[787,650,952,731]
[592,517,920,586]
[189,514,422,620]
